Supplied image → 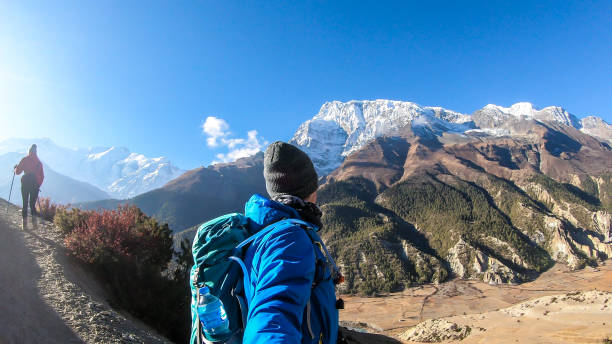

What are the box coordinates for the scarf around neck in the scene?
[273,194,323,229]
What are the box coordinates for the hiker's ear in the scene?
[304,192,317,203]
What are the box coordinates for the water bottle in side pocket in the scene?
[197,286,231,339]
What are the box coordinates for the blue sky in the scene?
[1,1,610,169]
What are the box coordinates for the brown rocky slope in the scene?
[318,119,612,293]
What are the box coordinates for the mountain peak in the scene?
[476,102,579,128]
[484,102,539,114]
[580,116,612,144]
[509,102,537,114]
[87,146,130,161]
[292,99,476,175]
[293,100,433,175]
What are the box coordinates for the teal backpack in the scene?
[189,213,251,344]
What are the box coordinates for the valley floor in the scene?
[340,262,612,343]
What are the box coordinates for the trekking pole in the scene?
[7,171,15,214]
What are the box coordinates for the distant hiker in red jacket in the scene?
[14,144,44,230]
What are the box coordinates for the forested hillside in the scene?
[316,122,612,294]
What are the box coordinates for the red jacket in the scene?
[15,153,44,187]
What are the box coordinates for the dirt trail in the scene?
[0,199,170,344]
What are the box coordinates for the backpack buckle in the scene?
[335,298,345,310]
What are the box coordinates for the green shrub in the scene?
[54,207,94,236]
[36,197,64,222]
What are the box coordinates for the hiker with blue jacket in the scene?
[242,141,339,343]
[190,141,341,344]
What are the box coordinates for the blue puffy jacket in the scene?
[242,194,339,344]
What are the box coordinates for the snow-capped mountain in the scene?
[580,116,612,144]
[472,102,581,128]
[290,100,612,175]
[0,138,184,199]
[290,100,473,174]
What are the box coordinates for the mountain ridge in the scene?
[291,100,612,175]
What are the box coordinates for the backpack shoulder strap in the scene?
[236,218,312,250]
[230,219,304,281]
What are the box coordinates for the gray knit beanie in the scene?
[264,141,318,200]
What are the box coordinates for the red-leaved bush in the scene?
[64,205,172,268]
[63,205,190,342]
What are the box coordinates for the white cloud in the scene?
[202,117,267,164]
[202,116,230,147]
